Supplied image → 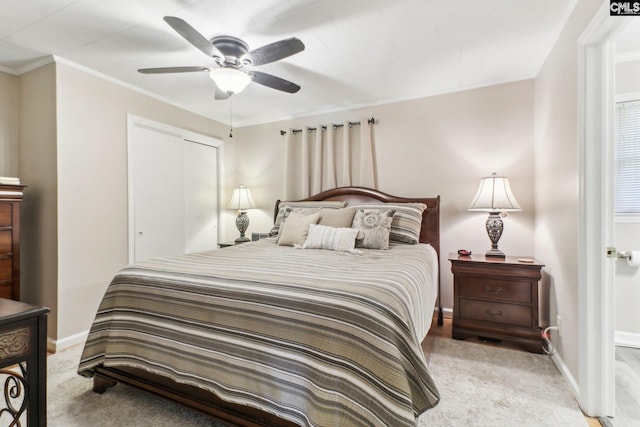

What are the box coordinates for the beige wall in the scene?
[617,58,640,94]
[18,63,59,338]
[533,0,603,386]
[15,62,233,347]
[0,72,19,177]
[236,79,536,311]
[615,58,640,338]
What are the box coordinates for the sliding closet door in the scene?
[128,117,222,263]
[130,125,185,262]
[184,140,219,253]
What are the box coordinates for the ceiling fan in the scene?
[138,16,305,99]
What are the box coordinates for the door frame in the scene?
[126,115,225,263]
[577,3,632,417]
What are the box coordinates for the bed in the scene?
[78,186,441,427]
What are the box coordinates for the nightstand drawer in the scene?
[458,277,531,304]
[459,299,532,328]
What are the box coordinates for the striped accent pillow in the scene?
[348,202,427,244]
[271,201,347,236]
[302,224,360,252]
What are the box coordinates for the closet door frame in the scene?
[126,114,225,264]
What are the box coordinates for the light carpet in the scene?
[47,338,587,426]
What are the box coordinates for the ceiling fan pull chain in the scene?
[229,101,233,138]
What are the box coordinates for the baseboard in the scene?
[48,330,88,353]
[615,331,640,348]
[549,349,581,402]
[434,306,453,318]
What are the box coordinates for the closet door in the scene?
[129,118,221,263]
[130,125,185,262]
[184,140,219,253]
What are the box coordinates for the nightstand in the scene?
[0,298,49,425]
[218,242,237,248]
[449,253,548,353]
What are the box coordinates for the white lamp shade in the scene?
[209,68,252,94]
[227,186,256,210]
[468,173,521,212]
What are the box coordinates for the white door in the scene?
[184,140,219,253]
[128,117,222,263]
[130,124,185,261]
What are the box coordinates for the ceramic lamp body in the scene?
[235,211,250,243]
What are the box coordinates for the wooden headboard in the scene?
[274,186,441,261]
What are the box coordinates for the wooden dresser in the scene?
[449,253,548,353]
[0,184,26,301]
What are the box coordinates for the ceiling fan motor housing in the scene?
[211,36,250,67]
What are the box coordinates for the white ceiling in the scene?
[0,0,580,126]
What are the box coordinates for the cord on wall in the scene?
[542,326,559,355]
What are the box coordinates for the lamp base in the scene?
[485,211,506,258]
[235,210,250,243]
[485,248,506,258]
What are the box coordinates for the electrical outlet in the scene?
[557,315,562,338]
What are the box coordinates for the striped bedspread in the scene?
[78,238,440,426]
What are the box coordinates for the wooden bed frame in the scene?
[92,186,441,427]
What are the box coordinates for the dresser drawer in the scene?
[0,204,10,227]
[0,282,12,299]
[459,299,532,328]
[458,277,531,304]
[0,230,12,254]
[0,257,12,281]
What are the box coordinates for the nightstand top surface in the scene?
[448,252,544,267]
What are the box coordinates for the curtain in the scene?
[284,119,377,200]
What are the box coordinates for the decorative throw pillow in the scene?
[302,224,360,252]
[318,207,357,228]
[271,201,347,236]
[351,209,395,249]
[348,203,426,244]
[277,211,320,246]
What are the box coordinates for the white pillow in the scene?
[302,224,360,252]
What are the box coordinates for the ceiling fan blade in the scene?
[251,71,300,93]
[138,66,209,74]
[248,38,305,66]
[163,16,224,60]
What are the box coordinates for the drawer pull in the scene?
[485,309,503,316]
[485,286,502,294]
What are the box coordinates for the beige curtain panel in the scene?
[284,120,377,200]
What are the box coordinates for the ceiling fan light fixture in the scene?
[209,68,251,94]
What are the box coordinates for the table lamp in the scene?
[227,185,256,243]
[468,173,521,257]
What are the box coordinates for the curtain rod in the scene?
[280,117,376,136]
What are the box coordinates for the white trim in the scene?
[615,331,640,349]
[551,351,580,400]
[0,65,18,75]
[51,56,219,124]
[15,55,56,75]
[47,330,89,353]
[615,215,640,223]
[616,91,640,103]
[126,115,225,264]
[616,50,640,63]
[577,3,633,418]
